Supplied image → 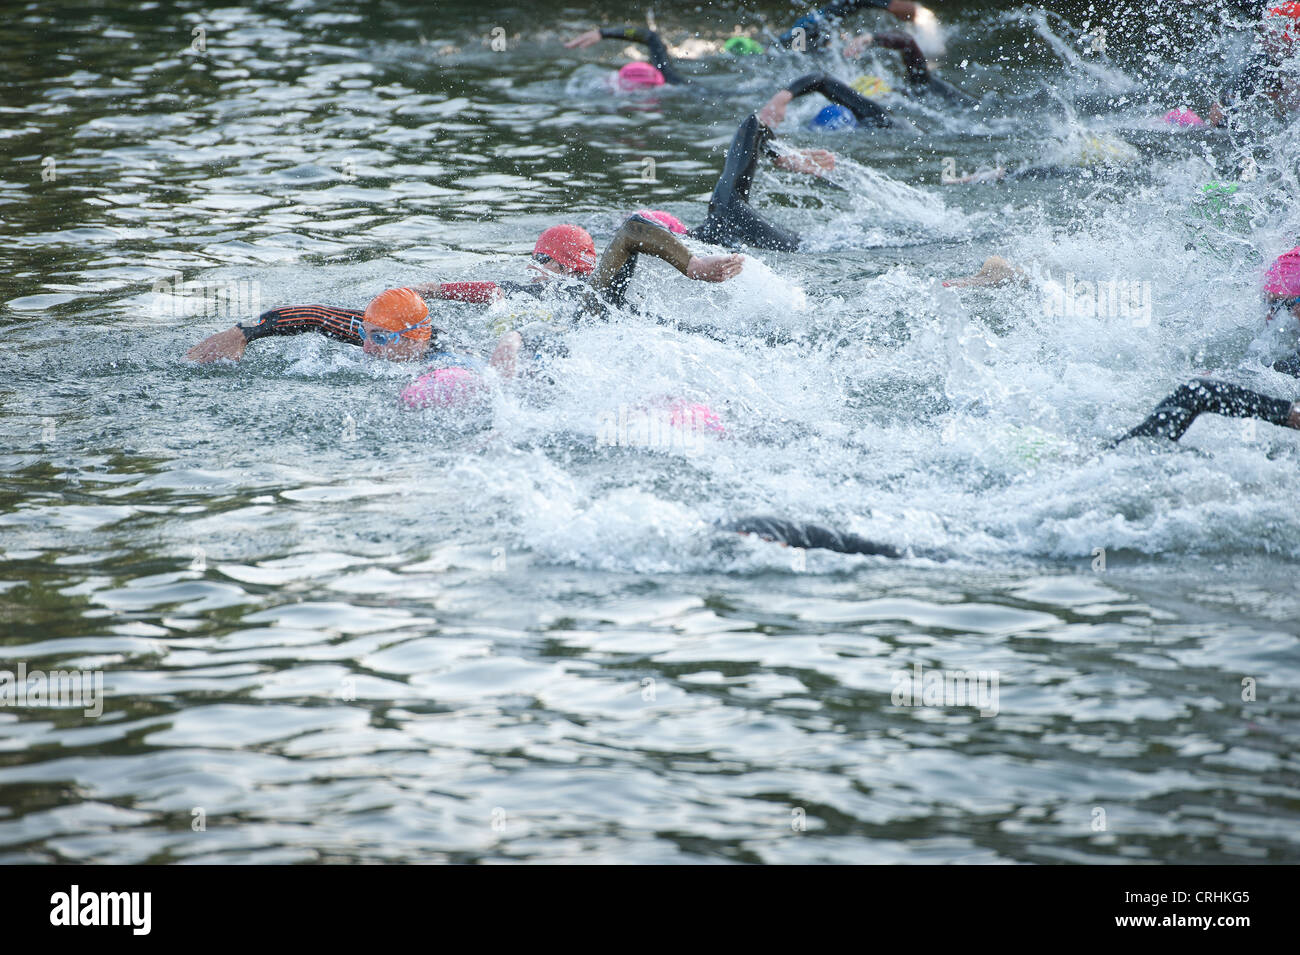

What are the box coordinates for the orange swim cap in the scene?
[363,287,430,342]
[533,224,597,275]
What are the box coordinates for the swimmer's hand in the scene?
[774,148,836,176]
[565,29,603,50]
[758,90,793,129]
[887,1,921,20]
[489,330,522,380]
[943,255,1025,289]
[843,33,874,58]
[687,254,744,283]
[186,326,248,364]
[1207,102,1226,127]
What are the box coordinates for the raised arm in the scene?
[592,216,742,307]
[185,304,364,363]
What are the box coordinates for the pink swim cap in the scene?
[634,209,688,234]
[667,399,725,436]
[617,62,666,90]
[400,367,485,409]
[1264,246,1300,297]
[1163,108,1204,127]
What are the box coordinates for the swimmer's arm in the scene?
[489,330,522,380]
[408,282,504,303]
[591,217,743,306]
[185,305,364,363]
[777,72,892,126]
[871,31,929,86]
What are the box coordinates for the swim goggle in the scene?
[1267,296,1300,321]
[362,317,431,346]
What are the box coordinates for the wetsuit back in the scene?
[725,515,904,558]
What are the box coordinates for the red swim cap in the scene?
[1264,246,1300,297]
[1264,2,1300,45]
[617,61,666,90]
[363,287,430,341]
[533,224,597,275]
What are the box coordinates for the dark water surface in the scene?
[1,1,1298,863]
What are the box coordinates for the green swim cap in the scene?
[724,36,763,55]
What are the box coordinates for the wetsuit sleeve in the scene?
[598,26,687,84]
[779,1,890,49]
[1116,378,1294,443]
[872,31,929,85]
[591,215,694,307]
[687,115,802,252]
[239,304,365,345]
[871,34,978,108]
[783,72,892,126]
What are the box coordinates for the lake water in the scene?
[1,0,1298,863]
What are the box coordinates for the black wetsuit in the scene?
[724,515,905,557]
[870,31,978,108]
[688,73,887,252]
[1116,377,1296,443]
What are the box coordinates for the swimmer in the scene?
[183,286,528,379]
[563,26,694,88]
[687,74,891,251]
[186,217,744,365]
[1207,2,1300,127]
[1115,247,1300,444]
[779,1,923,51]
[842,30,979,108]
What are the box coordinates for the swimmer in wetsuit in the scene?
[1114,247,1300,444]
[1207,3,1300,126]
[185,217,745,364]
[842,30,979,108]
[687,74,888,251]
[779,0,922,50]
[564,26,694,88]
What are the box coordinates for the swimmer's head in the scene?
[1264,247,1300,309]
[616,62,665,90]
[1263,2,1300,55]
[362,288,431,358]
[634,209,688,234]
[400,367,486,409]
[724,36,763,56]
[532,224,597,278]
[809,104,857,131]
[1163,108,1204,127]
[852,74,893,98]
